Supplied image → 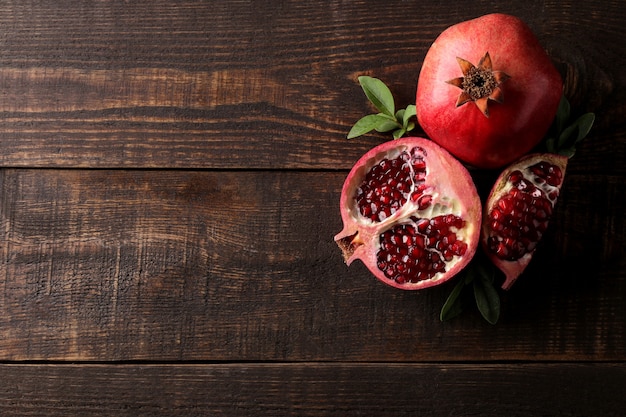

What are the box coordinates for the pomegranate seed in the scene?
[529,162,563,186]
[530,165,544,177]
[416,219,429,234]
[413,159,426,171]
[356,147,441,223]
[409,246,423,258]
[417,194,432,210]
[531,188,543,198]
[516,179,532,191]
[375,214,467,284]
[495,241,508,258]
[452,241,467,256]
[508,170,524,184]
[485,159,565,262]
[490,219,503,232]
[410,146,426,159]
[413,235,426,248]
[546,173,562,187]
[498,197,514,214]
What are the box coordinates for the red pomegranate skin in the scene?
[416,13,563,169]
[335,137,482,290]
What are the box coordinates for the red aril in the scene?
[482,153,568,289]
[334,137,481,290]
[416,14,563,169]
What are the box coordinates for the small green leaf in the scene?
[473,270,500,325]
[546,95,595,157]
[440,277,467,322]
[558,122,578,149]
[403,105,416,126]
[393,128,406,139]
[395,109,405,121]
[375,119,401,133]
[557,112,595,150]
[545,136,557,154]
[574,113,595,142]
[347,114,390,139]
[555,95,571,134]
[558,146,576,158]
[406,122,416,132]
[358,76,395,117]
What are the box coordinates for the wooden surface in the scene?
[0,1,624,415]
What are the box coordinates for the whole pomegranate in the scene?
[482,153,568,289]
[334,137,481,290]
[416,14,563,169]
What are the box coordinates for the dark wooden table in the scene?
[0,1,624,415]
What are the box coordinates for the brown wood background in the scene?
[0,1,624,415]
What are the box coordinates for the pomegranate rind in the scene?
[416,13,563,169]
[335,137,482,290]
[482,153,568,290]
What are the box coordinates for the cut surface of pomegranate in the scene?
[482,153,568,290]
[335,137,481,290]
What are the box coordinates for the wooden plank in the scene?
[0,169,623,361]
[0,0,623,169]
[0,363,623,416]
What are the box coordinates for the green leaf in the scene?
[358,76,395,117]
[375,120,401,133]
[440,277,467,322]
[546,95,595,157]
[347,114,391,139]
[473,269,500,325]
[392,128,406,139]
[395,109,405,121]
[574,113,595,142]
[555,95,571,134]
[406,122,416,132]
[558,146,576,158]
[557,122,578,149]
[403,105,416,126]
[557,112,596,150]
[545,136,557,154]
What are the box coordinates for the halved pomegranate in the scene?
[334,137,482,290]
[482,153,568,289]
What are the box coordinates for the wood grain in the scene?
[0,169,623,361]
[0,0,625,414]
[0,363,626,417]
[0,0,624,170]
[0,363,624,417]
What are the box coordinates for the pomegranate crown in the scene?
[446,52,511,118]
